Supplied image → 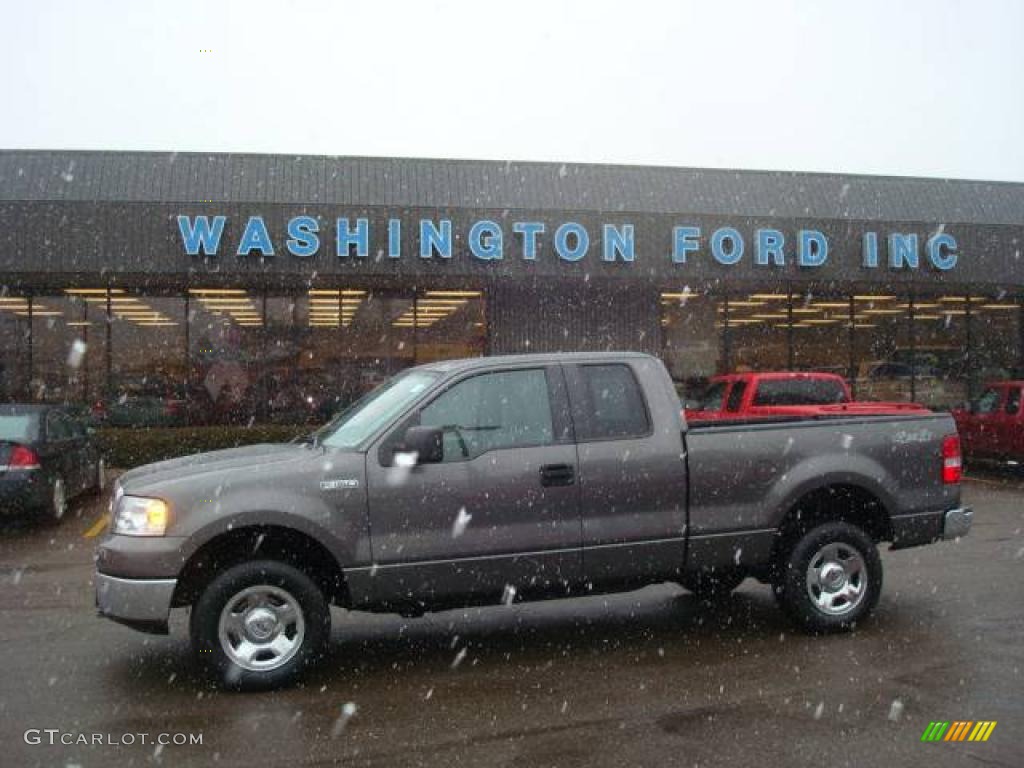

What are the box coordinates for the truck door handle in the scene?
[540,463,575,487]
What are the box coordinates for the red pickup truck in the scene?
[952,381,1024,463]
[685,371,929,422]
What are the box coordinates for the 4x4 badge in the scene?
[320,478,360,490]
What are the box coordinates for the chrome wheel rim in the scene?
[218,585,305,672]
[805,542,867,616]
[52,477,66,519]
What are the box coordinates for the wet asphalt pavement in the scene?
[0,472,1021,768]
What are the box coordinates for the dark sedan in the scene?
[0,404,105,522]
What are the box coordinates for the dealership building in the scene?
[1,149,1022,424]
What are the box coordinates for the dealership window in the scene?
[106,292,186,427]
[30,293,98,405]
[62,290,109,406]
[660,290,722,401]
[969,293,1022,392]
[412,290,486,364]
[910,293,968,409]
[187,288,263,425]
[852,293,912,402]
[0,293,31,401]
[724,291,791,372]
[276,289,415,425]
[790,291,853,376]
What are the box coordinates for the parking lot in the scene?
[0,471,1021,768]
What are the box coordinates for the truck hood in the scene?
[117,443,318,495]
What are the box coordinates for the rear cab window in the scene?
[752,378,848,406]
[569,363,651,440]
[974,387,1002,414]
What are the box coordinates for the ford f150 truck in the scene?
[953,380,1024,463]
[95,352,972,690]
[685,371,929,422]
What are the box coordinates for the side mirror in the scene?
[398,425,444,464]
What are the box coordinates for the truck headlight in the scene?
[113,495,169,536]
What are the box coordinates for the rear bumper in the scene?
[0,471,49,513]
[890,506,972,550]
[95,571,176,635]
[942,506,973,540]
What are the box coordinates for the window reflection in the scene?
[0,293,31,400]
[791,292,852,375]
[107,293,186,427]
[909,295,968,409]
[661,290,722,401]
[725,292,790,372]
[852,294,912,402]
[188,288,263,425]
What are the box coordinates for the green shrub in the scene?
[97,425,309,469]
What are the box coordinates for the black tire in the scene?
[680,568,746,603]
[774,521,882,634]
[190,560,330,691]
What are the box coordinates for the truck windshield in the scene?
[317,370,439,449]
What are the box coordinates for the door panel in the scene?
[964,387,1004,455]
[997,386,1023,458]
[365,366,581,603]
[44,411,75,494]
[566,360,688,586]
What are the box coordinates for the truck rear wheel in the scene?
[190,560,330,690]
[774,521,882,633]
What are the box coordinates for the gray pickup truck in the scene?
[96,352,971,689]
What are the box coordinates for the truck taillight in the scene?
[941,435,962,484]
[9,445,41,469]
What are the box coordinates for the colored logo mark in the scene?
[921,721,997,742]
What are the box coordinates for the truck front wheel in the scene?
[190,560,330,690]
[774,521,882,633]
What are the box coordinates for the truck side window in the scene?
[974,387,1001,414]
[725,381,747,412]
[419,369,554,461]
[46,411,71,441]
[696,381,727,411]
[1006,387,1022,415]
[574,364,650,440]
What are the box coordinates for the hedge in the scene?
[97,425,309,469]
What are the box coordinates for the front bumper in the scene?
[890,506,973,550]
[95,572,177,635]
